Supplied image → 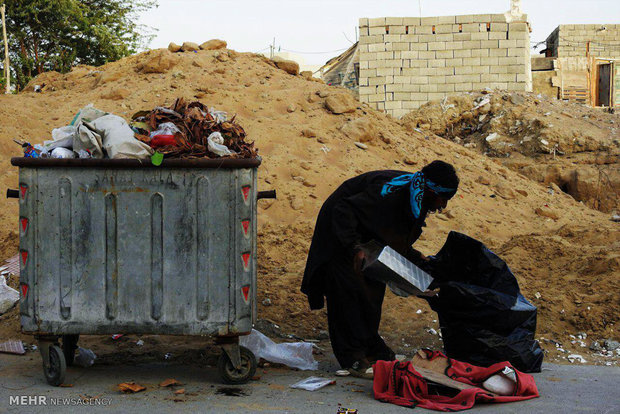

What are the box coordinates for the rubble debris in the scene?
[168,42,182,53]
[271,56,299,76]
[159,378,183,387]
[118,382,146,393]
[200,39,227,50]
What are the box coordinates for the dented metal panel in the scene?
[17,164,258,336]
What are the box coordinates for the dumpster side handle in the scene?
[257,190,276,200]
[6,189,19,199]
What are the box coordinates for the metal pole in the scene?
[1,4,10,94]
[418,0,422,18]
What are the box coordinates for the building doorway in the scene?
[596,63,612,107]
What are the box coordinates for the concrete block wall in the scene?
[546,24,620,59]
[358,14,532,118]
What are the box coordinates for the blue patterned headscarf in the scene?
[380,172,457,219]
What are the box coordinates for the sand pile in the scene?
[400,92,620,213]
[0,45,617,365]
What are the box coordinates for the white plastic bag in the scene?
[51,147,76,159]
[207,132,235,157]
[290,377,335,391]
[70,104,107,126]
[239,329,318,370]
[91,114,153,159]
[45,125,76,151]
[208,107,227,123]
[149,122,181,138]
[75,122,104,159]
[0,276,19,315]
[74,347,97,367]
[482,366,517,396]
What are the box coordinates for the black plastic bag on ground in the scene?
[424,231,544,373]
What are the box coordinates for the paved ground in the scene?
[0,351,619,413]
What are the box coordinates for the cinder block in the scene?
[463,57,481,66]
[368,76,385,86]
[389,25,406,34]
[419,50,436,59]
[415,25,434,35]
[359,27,370,36]
[368,60,379,69]
[472,49,489,57]
[360,68,377,78]
[385,100,402,110]
[472,14,492,22]
[428,42,447,51]
[419,84,439,92]
[360,60,369,69]
[462,23,481,33]
[385,17,404,25]
[480,56,499,65]
[430,75,448,84]
[434,34,455,42]
[369,17,386,27]
[410,76,429,84]
[508,48,528,57]
[359,18,369,27]
[403,101,422,110]
[481,73,500,82]
[428,92,447,101]
[499,39,518,48]
[376,67,394,76]
[453,33,472,41]
[509,22,529,32]
[489,32,507,40]
[402,67,421,76]
[368,93,384,102]
[421,16,456,25]
[490,14,507,23]
[359,52,377,61]
[429,59,446,68]
[498,56,520,65]
[393,42,411,51]
[490,48,508,57]
[411,43,429,51]
[410,59,429,68]
[446,41,464,50]
[358,43,369,52]
[454,49,472,58]
[454,83,474,91]
[485,82,508,90]
[445,58,464,67]
[455,66,474,75]
[508,31,529,41]
[472,65,491,74]
[497,73,517,82]
[401,51,419,59]
[370,26,386,35]
[411,92,429,100]
[369,43,386,52]
[360,34,383,44]
[471,32,490,40]
[437,83,456,92]
[384,34,402,42]
[400,34,419,42]
[481,40,499,48]
[463,40,482,49]
[455,15,475,24]
[403,17,421,26]
[516,73,530,82]
[377,51,394,60]
[436,50,454,59]
[489,65,507,73]
[491,23,508,32]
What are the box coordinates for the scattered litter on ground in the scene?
[74,347,96,367]
[290,376,336,391]
[118,382,146,393]
[0,340,25,355]
[239,329,318,370]
[0,276,19,315]
[159,378,182,387]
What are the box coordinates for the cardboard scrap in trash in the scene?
[2,255,20,277]
[0,340,26,355]
[118,382,146,393]
[159,378,182,387]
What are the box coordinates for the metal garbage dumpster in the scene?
[9,157,274,386]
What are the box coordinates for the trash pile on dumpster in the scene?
[14,97,257,161]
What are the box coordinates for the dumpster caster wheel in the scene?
[43,345,66,386]
[218,346,256,384]
[62,335,79,367]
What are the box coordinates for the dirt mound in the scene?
[400,92,620,213]
[0,47,618,365]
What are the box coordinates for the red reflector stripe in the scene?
[20,251,28,266]
[20,284,28,298]
[242,285,250,302]
[20,218,28,233]
[242,186,250,201]
[242,220,250,235]
[242,253,250,269]
[20,185,27,199]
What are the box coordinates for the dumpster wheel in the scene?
[43,345,67,386]
[218,346,257,384]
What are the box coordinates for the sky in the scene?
[138,0,620,66]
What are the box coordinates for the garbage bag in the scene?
[75,122,105,159]
[0,276,19,315]
[239,329,318,370]
[425,231,543,373]
[91,115,154,159]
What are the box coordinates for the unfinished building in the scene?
[533,24,620,108]
[357,14,532,118]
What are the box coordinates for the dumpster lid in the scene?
[11,157,262,169]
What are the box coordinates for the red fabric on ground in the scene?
[373,350,539,411]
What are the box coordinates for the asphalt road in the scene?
[1,351,619,413]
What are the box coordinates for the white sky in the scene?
[139,0,620,65]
